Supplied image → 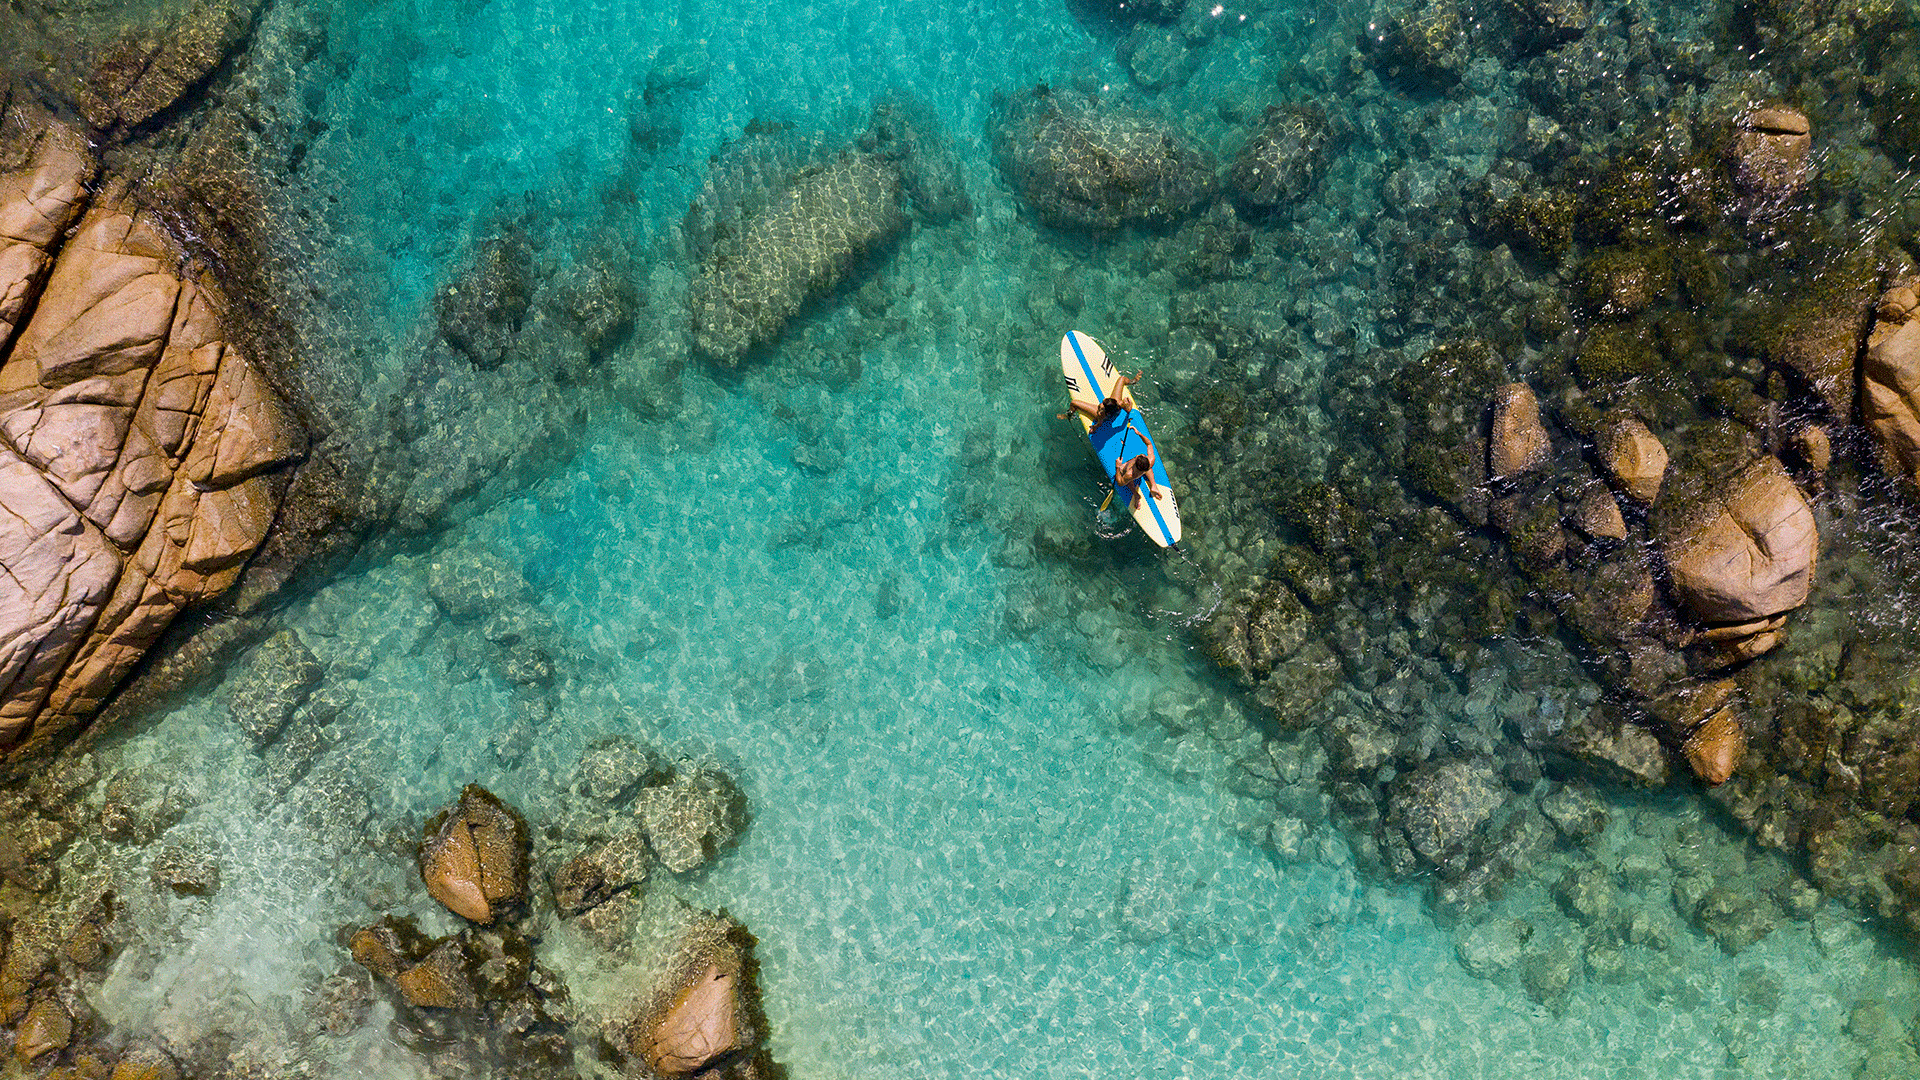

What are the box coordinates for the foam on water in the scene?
[56,0,1920,1076]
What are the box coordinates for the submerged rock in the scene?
[635,768,748,874]
[419,784,531,924]
[688,152,905,364]
[226,631,323,746]
[1455,917,1529,979]
[78,0,263,135]
[1392,761,1508,865]
[1495,0,1590,56]
[15,994,70,1063]
[110,1044,182,1080]
[1361,0,1467,90]
[435,230,533,370]
[1228,106,1331,210]
[989,87,1214,231]
[1728,107,1813,209]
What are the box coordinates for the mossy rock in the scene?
[1671,246,1730,307]
[1489,189,1577,261]
[1507,497,1568,572]
[1269,477,1365,556]
[1575,246,1673,318]
[1573,324,1662,387]
[1577,154,1665,244]
[1392,340,1507,510]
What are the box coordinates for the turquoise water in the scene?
[42,0,1920,1076]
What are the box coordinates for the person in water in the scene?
[1058,370,1142,426]
[1113,423,1167,509]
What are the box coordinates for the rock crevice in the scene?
[0,123,302,757]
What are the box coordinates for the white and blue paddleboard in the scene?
[1058,330,1182,547]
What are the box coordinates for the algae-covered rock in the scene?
[1494,0,1589,56]
[435,230,533,369]
[1484,188,1576,262]
[1392,761,1508,865]
[1728,107,1813,209]
[419,784,531,924]
[688,153,904,364]
[15,994,70,1063]
[989,87,1215,232]
[1531,705,1671,788]
[1574,246,1672,319]
[1392,340,1505,514]
[1571,324,1662,387]
[1361,0,1467,91]
[78,0,263,136]
[634,768,748,874]
[1228,106,1331,210]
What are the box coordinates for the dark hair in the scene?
[1097,397,1123,423]
[1128,454,1151,472]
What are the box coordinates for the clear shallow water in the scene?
[43,0,1920,1076]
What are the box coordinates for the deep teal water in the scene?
[63,0,1920,1076]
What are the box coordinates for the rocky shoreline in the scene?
[3,0,1920,1072]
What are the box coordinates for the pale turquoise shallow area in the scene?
[70,0,1920,1076]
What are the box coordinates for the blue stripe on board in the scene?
[1139,476,1175,545]
[1067,331,1102,400]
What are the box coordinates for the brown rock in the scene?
[0,127,303,758]
[1663,456,1816,624]
[1571,486,1627,541]
[420,785,529,924]
[1488,382,1549,480]
[109,1045,181,1080]
[1684,708,1746,786]
[0,130,94,352]
[631,914,768,1077]
[646,963,739,1075]
[393,939,478,1010]
[1792,425,1831,473]
[1596,417,1667,504]
[1729,106,1812,203]
[349,917,432,978]
[1863,281,1920,488]
[15,995,70,1063]
[1696,614,1787,643]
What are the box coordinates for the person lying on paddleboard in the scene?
[1113,423,1168,509]
[1057,370,1144,426]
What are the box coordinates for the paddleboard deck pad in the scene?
[1059,330,1182,547]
